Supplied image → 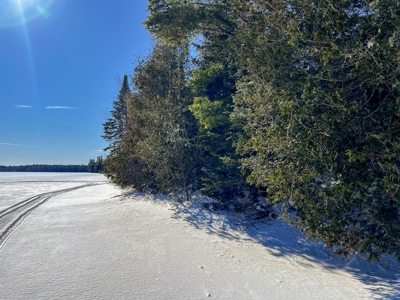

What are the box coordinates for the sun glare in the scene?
[0,0,56,29]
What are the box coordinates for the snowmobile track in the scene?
[0,183,102,249]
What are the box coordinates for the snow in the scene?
[0,172,106,183]
[0,173,399,299]
[0,172,106,210]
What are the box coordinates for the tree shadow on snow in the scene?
[122,191,400,299]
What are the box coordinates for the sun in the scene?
[0,0,56,29]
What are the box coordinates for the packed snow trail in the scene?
[0,172,106,211]
[1,183,398,299]
[0,183,101,249]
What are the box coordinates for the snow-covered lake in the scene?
[0,172,106,211]
[0,173,399,299]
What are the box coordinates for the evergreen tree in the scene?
[188,62,254,201]
[87,159,96,173]
[95,156,103,173]
[147,0,258,202]
[146,0,400,260]
[102,75,130,151]
[230,0,400,260]
[102,75,137,185]
[102,42,198,196]
[128,42,198,198]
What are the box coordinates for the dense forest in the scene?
[87,156,104,173]
[101,0,400,261]
[0,165,88,172]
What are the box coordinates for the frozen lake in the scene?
[0,172,106,211]
[0,173,398,299]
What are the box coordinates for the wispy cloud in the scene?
[0,143,38,148]
[0,143,23,147]
[15,105,33,108]
[45,106,78,109]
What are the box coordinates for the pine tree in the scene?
[95,156,103,173]
[146,0,256,202]
[102,75,138,185]
[87,159,96,173]
[102,43,198,195]
[128,42,198,198]
[102,75,130,151]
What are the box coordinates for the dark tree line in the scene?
[102,0,400,261]
[0,165,89,172]
[87,156,104,173]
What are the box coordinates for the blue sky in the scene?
[0,0,152,165]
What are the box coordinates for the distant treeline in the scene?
[87,156,103,173]
[0,165,89,172]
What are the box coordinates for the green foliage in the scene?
[145,0,236,46]
[145,0,271,206]
[188,59,255,201]
[87,159,95,173]
[102,75,130,151]
[145,0,400,260]
[103,42,198,197]
[88,156,104,173]
[146,0,242,199]
[102,138,152,189]
[102,75,137,185]
[231,0,400,260]
[95,156,103,173]
[189,96,228,130]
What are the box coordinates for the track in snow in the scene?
[0,183,102,249]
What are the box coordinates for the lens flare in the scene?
[0,0,56,29]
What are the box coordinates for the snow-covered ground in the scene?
[0,172,106,210]
[0,173,399,299]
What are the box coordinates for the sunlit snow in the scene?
[0,173,398,299]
